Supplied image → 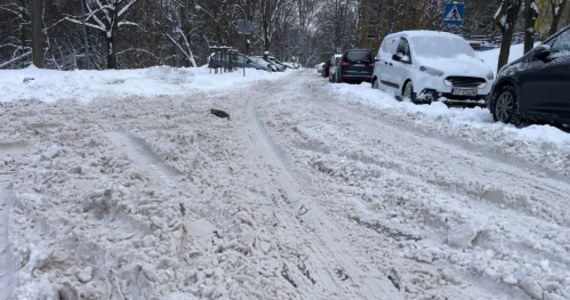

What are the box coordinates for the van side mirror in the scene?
[392,53,411,64]
[533,44,551,60]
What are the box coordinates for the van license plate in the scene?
[452,89,477,97]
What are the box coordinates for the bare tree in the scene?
[157,0,198,67]
[259,0,293,51]
[66,0,139,69]
[0,1,31,68]
[548,0,568,35]
[0,0,550,70]
[495,0,522,71]
[296,0,319,31]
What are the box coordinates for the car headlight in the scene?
[419,66,444,77]
[486,71,494,80]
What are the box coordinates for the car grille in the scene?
[445,76,486,88]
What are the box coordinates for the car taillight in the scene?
[340,61,351,67]
[367,62,374,68]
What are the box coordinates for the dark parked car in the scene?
[488,25,570,127]
[332,49,374,83]
[327,54,343,82]
[321,60,331,78]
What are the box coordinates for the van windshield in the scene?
[411,36,475,58]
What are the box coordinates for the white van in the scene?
[372,30,494,105]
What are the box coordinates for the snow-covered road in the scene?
[1,69,569,299]
[0,173,17,300]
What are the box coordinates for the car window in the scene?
[268,56,282,64]
[395,38,412,62]
[344,50,372,63]
[250,57,263,65]
[380,37,397,56]
[331,55,342,65]
[551,29,570,52]
[236,55,248,64]
[396,38,410,56]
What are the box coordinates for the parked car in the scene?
[316,62,325,73]
[250,56,279,72]
[372,30,494,105]
[467,40,498,51]
[331,49,374,83]
[208,51,273,71]
[320,60,330,77]
[327,54,343,82]
[249,55,279,71]
[488,25,570,127]
[322,54,341,78]
[261,54,288,71]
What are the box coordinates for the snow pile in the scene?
[1,45,570,300]
[0,65,287,103]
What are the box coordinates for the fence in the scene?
[208,46,238,74]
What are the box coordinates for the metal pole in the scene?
[80,0,90,69]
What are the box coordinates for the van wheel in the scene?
[372,78,379,89]
[493,85,522,125]
[403,80,415,103]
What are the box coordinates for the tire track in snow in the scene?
[237,82,402,299]
[105,131,184,187]
[104,129,301,298]
[256,71,570,300]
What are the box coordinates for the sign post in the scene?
[443,2,465,26]
[237,19,251,77]
[367,30,376,50]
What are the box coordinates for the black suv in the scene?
[488,25,570,127]
[333,49,374,84]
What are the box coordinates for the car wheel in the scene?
[336,72,342,83]
[372,78,379,89]
[402,80,415,103]
[493,85,521,125]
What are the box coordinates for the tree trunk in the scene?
[107,10,119,69]
[495,0,522,71]
[523,0,537,53]
[549,0,568,35]
[263,19,271,51]
[31,0,44,68]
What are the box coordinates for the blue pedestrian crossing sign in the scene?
[443,3,464,25]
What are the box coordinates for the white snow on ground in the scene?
[0,46,569,300]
